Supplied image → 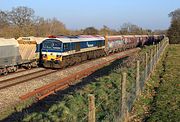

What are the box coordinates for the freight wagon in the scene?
[0,37,45,75]
[17,36,45,66]
[0,38,21,74]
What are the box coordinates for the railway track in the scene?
[0,68,26,78]
[20,48,140,100]
[0,69,57,90]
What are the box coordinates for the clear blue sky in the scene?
[0,0,179,30]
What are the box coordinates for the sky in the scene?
[0,0,179,30]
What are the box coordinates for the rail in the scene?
[0,69,57,90]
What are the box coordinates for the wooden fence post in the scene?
[150,49,153,72]
[152,47,156,71]
[159,42,161,56]
[121,72,128,121]
[145,53,148,80]
[154,45,157,64]
[136,60,140,96]
[88,94,95,122]
[162,39,165,48]
[156,45,158,61]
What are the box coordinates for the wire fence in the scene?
[84,38,169,122]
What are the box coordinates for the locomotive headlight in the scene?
[42,54,47,59]
[56,55,61,58]
[56,55,62,61]
[43,54,47,57]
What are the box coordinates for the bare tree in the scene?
[34,17,67,36]
[120,23,142,34]
[8,6,35,28]
[83,27,99,35]
[169,8,180,21]
[48,18,67,35]
[0,10,9,36]
[0,10,9,28]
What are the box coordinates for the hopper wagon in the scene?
[0,37,45,75]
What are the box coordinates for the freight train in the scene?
[0,35,164,75]
[40,35,164,68]
[0,37,45,75]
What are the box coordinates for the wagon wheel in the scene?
[105,51,110,56]
[27,63,32,69]
[13,66,18,72]
[3,68,8,75]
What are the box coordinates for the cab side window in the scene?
[75,42,80,51]
[97,40,104,47]
[63,43,70,52]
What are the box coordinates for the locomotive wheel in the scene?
[81,53,87,61]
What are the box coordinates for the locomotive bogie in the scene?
[42,49,105,69]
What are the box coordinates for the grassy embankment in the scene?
[131,44,180,122]
[0,44,156,121]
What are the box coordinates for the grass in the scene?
[0,98,35,121]
[147,45,180,122]
[130,44,180,122]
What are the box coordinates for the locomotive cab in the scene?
[41,39,63,66]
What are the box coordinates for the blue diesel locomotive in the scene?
[41,35,105,68]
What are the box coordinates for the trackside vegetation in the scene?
[130,44,180,122]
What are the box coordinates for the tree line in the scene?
[0,6,68,38]
[1,6,177,40]
[167,8,180,44]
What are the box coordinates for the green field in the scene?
[131,44,180,122]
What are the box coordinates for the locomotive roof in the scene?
[45,36,105,43]
[0,38,19,47]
